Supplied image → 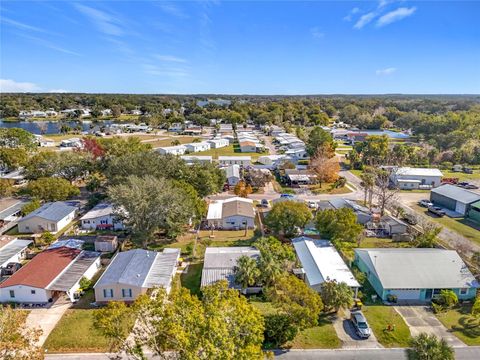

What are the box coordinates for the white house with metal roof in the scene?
[17,202,77,234]
[156,145,187,156]
[354,248,478,302]
[206,197,255,230]
[218,156,251,167]
[224,164,241,186]
[0,236,32,268]
[207,138,229,149]
[80,202,124,231]
[201,247,261,292]
[430,184,480,216]
[390,167,443,189]
[185,142,211,153]
[94,248,180,303]
[292,237,360,296]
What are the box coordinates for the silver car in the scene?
[350,311,371,339]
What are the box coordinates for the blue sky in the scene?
[1,1,479,94]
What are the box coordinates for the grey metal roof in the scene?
[355,248,477,289]
[95,248,179,289]
[0,238,32,266]
[432,184,480,205]
[47,250,101,291]
[201,247,260,287]
[21,202,77,222]
[80,203,114,220]
[48,239,84,250]
[225,165,240,179]
[0,200,29,220]
[144,249,180,288]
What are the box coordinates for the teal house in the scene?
[354,248,478,302]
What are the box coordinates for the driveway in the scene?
[332,309,382,349]
[25,296,71,346]
[394,305,465,347]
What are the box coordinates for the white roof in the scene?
[355,248,477,289]
[395,167,443,177]
[218,156,251,161]
[225,164,240,179]
[157,145,186,151]
[80,203,113,220]
[293,238,360,288]
[180,156,213,161]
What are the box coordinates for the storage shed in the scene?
[430,184,480,216]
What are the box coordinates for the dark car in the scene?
[280,193,295,198]
[1,262,22,276]
[350,311,371,339]
[428,205,446,217]
[402,213,418,225]
[261,199,270,208]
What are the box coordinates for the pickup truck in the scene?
[428,205,446,217]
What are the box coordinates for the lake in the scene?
[361,130,410,139]
[0,119,115,135]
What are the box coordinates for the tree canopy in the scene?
[264,201,312,238]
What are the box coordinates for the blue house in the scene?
[354,248,478,302]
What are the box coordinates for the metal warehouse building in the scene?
[430,184,480,216]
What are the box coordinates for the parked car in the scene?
[350,311,371,339]
[458,182,479,190]
[1,262,22,276]
[464,168,473,174]
[280,193,295,198]
[307,200,318,209]
[261,199,270,208]
[418,199,433,208]
[428,205,446,217]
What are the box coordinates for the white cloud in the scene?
[155,55,187,63]
[354,12,377,29]
[377,7,417,27]
[17,33,81,56]
[0,79,41,92]
[156,2,188,19]
[74,4,123,36]
[1,17,50,34]
[49,89,69,93]
[376,67,397,76]
[310,27,325,39]
[343,7,360,22]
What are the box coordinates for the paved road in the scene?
[394,306,465,347]
[45,348,480,360]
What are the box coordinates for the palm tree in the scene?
[409,333,454,360]
[234,256,260,289]
[171,139,180,146]
[360,170,375,208]
[258,253,283,287]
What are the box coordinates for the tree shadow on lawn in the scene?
[453,314,480,339]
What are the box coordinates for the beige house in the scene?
[94,248,180,303]
[17,202,77,234]
[206,197,255,230]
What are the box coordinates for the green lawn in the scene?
[194,144,262,160]
[359,237,412,249]
[181,262,203,296]
[43,309,112,353]
[442,170,480,182]
[435,304,480,346]
[362,306,411,347]
[412,204,480,245]
[250,301,341,349]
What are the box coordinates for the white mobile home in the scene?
[208,138,229,149]
[80,203,124,231]
[391,167,443,189]
[17,202,77,234]
[156,145,187,156]
[185,142,211,153]
[206,197,255,230]
[218,156,251,167]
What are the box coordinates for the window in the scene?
[103,289,114,298]
[460,288,468,295]
[122,289,132,298]
[31,290,36,294]
[9,290,15,298]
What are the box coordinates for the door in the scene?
[425,289,433,300]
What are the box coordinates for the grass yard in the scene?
[309,183,352,195]
[441,170,480,182]
[411,204,480,245]
[43,309,112,353]
[359,237,412,249]
[147,136,197,148]
[194,144,261,160]
[181,262,204,296]
[435,304,480,346]
[362,306,411,347]
[250,301,341,349]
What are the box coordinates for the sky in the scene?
[0,0,479,94]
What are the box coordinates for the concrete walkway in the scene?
[394,305,465,347]
[332,309,383,349]
[25,297,71,346]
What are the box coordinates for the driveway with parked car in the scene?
[394,305,465,347]
[332,309,382,349]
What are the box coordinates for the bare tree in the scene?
[373,169,399,216]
